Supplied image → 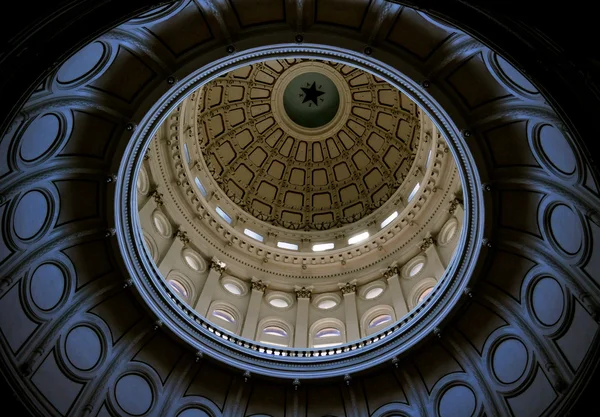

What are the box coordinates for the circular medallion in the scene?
[283,72,339,128]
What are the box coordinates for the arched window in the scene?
[369,314,392,328]
[310,319,345,348]
[207,302,241,335]
[165,271,194,302]
[361,305,396,337]
[167,279,188,301]
[418,287,434,303]
[257,319,293,347]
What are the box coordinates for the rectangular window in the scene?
[312,242,334,252]
[194,177,207,196]
[244,228,264,242]
[216,206,232,224]
[380,211,398,228]
[277,241,299,250]
[348,231,369,245]
[183,143,191,165]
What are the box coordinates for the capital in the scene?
[295,286,312,299]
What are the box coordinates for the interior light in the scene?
[215,206,232,224]
[277,241,298,250]
[348,231,369,245]
[312,242,334,252]
[380,211,398,229]
[244,228,264,242]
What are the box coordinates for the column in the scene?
[340,283,360,341]
[294,287,312,348]
[241,280,266,339]
[384,267,408,320]
[420,236,446,279]
[194,258,225,317]
[158,230,187,276]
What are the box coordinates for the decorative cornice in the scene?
[295,286,312,299]
[340,282,357,295]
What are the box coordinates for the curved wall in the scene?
[0,1,599,416]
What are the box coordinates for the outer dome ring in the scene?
[116,42,484,379]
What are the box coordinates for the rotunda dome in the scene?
[197,59,420,231]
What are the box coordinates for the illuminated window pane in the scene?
[318,299,337,309]
[365,287,383,299]
[348,231,369,245]
[216,206,232,224]
[244,228,264,242]
[212,309,235,323]
[312,242,334,252]
[369,314,392,328]
[168,280,188,299]
[263,326,287,337]
[418,287,434,303]
[183,143,191,164]
[380,211,398,228]
[224,282,242,295]
[315,328,341,338]
[194,177,207,196]
[277,241,298,250]
[408,183,420,202]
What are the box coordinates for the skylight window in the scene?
[277,241,298,250]
[408,183,420,202]
[312,242,334,252]
[194,177,206,196]
[426,149,432,168]
[269,298,289,308]
[183,143,191,164]
[263,326,287,337]
[212,309,235,323]
[315,328,341,338]
[244,228,264,242]
[215,206,232,224]
[380,211,398,229]
[369,314,392,328]
[223,282,242,295]
[348,231,369,245]
[365,287,383,299]
[168,280,188,300]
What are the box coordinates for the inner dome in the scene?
[136,58,464,349]
[282,71,339,128]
